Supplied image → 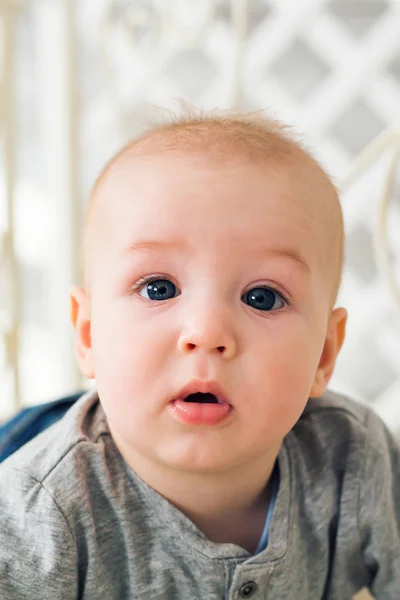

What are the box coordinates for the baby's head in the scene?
[71,112,346,476]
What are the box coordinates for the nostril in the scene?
[182,342,227,353]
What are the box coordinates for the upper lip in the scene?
[174,380,231,405]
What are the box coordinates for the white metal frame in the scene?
[32,0,82,393]
[0,0,21,409]
[1,0,82,413]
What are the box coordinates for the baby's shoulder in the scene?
[0,391,111,496]
[301,388,370,430]
[290,389,397,470]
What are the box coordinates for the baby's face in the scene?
[74,152,345,473]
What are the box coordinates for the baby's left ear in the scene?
[309,307,347,398]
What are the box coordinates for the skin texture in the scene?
[71,150,347,552]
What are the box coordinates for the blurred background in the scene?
[1,0,400,436]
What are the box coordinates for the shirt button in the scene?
[239,581,258,597]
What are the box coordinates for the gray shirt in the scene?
[0,389,399,599]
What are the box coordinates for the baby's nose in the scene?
[177,309,238,359]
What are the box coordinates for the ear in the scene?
[309,307,347,398]
[70,286,95,379]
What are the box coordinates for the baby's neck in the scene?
[178,483,273,553]
[118,439,279,553]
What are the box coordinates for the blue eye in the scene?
[242,287,285,311]
[138,279,179,301]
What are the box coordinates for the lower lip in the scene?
[168,399,232,426]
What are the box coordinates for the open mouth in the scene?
[184,392,219,404]
[169,382,232,425]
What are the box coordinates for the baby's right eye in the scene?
[138,278,180,301]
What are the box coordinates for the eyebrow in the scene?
[261,247,311,273]
[119,240,189,258]
[119,240,311,273]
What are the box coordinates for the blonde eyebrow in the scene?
[119,239,189,257]
[238,243,311,274]
[119,240,310,273]
[266,248,311,273]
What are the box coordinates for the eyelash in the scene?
[131,274,176,293]
[131,274,291,307]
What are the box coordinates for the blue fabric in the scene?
[0,392,83,463]
[255,461,280,554]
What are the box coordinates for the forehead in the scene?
[93,152,320,232]
[86,152,335,290]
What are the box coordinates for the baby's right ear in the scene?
[70,286,95,379]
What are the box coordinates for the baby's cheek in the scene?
[91,317,164,398]
[251,337,317,408]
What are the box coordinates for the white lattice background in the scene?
[1,0,400,445]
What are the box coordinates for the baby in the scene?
[0,112,399,599]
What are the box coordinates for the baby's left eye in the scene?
[138,279,180,301]
[241,287,285,311]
